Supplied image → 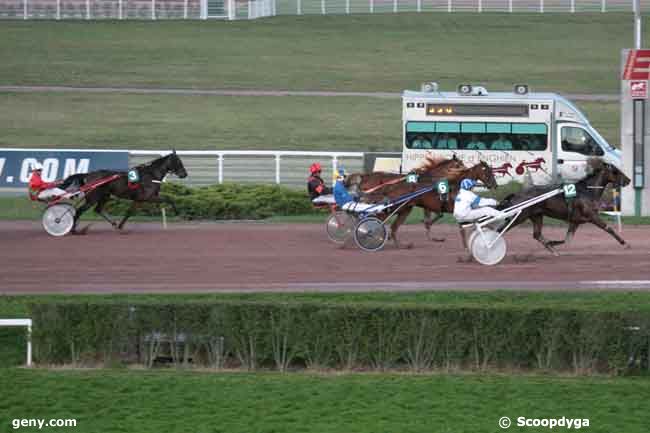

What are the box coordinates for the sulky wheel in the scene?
[353,217,388,252]
[326,211,357,243]
[42,204,76,237]
[468,228,507,266]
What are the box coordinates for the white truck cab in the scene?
[401,83,622,185]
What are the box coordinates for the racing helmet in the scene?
[309,162,322,174]
[460,178,475,190]
[31,162,43,171]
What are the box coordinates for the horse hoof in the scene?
[118,229,130,235]
[624,243,632,250]
[72,224,91,235]
[456,255,474,263]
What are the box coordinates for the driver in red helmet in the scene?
[307,162,335,205]
[28,162,67,200]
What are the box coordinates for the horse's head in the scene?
[586,159,629,188]
[168,150,188,179]
[471,160,498,189]
[605,163,631,187]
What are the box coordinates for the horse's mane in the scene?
[413,154,447,172]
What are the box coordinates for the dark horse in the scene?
[497,159,630,255]
[62,151,188,232]
[362,161,497,249]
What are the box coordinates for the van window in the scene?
[404,122,547,151]
[561,126,604,156]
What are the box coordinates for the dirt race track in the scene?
[1,220,650,293]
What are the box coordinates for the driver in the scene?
[333,168,375,212]
[453,178,503,223]
[28,162,67,200]
[307,162,335,205]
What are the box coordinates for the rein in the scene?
[363,176,407,194]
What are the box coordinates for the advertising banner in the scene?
[0,149,129,188]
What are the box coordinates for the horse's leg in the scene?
[94,195,118,228]
[531,214,560,256]
[390,206,414,249]
[589,213,629,248]
[546,222,579,248]
[117,202,138,230]
[71,201,94,234]
[424,210,445,242]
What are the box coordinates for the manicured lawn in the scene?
[0,14,647,94]
[0,92,619,150]
[0,369,648,433]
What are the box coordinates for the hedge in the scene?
[105,183,320,220]
[29,301,650,375]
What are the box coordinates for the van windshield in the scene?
[587,126,616,151]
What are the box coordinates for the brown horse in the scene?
[362,161,497,249]
[346,155,467,240]
[497,160,630,255]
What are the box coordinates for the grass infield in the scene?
[0,369,648,433]
[1,14,648,94]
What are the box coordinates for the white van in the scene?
[400,83,622,185]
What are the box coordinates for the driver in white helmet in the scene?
[28,162,68,201]
[453,178,502,223]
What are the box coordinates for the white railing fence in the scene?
[0,0,645,19]
[130,150,364,189]
[0,319,32,367]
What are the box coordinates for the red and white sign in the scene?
[623,49,650,80]
[630,80,648,99]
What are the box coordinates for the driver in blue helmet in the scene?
[453,178,502,223]
[333,168,375,212]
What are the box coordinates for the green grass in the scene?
[0,92,619,150]
[1,15,648,94]
[0,369,648,433]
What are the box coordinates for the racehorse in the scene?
[346,155,467,241]
[497,159,630,255]
[62,151,188,232]
[363,161,497,249]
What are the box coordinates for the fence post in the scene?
[539,0,543,13]
[248,0,252,18]
[346,0,350,13]
[369,0,373,13]
[23,0,26,19]
[26,323,32,367]
[478,0,482,12]
[601,0,606,12]
[56,0,60,19]
[228,0,235,19]
[275,155,281,184]
[321,0,324,14]
[184,0,188,18]
[417,0,421,12]
[119,0,123,19]
[151,0,155,19]
[218,155,224,184]
[86,0,90,19]
[297,0,301,14]
[508,0,512,12]
[393,0,397,12]
[570,0,574,12]
[447,0,451,13]
[332,157,338,180]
